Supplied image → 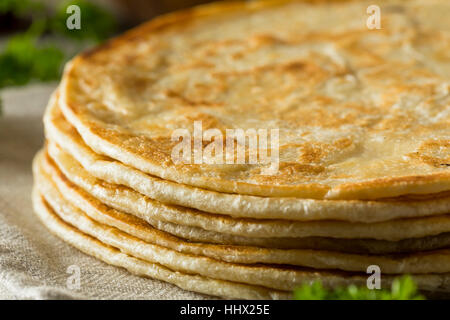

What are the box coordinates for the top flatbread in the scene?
[59,0,450,199]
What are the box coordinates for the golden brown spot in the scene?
[409,140,450,168]
[278,162,325,175]
[165,90,222,107]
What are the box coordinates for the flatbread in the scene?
[32,188,292,299]
[32,156,450,296]
[147,221,450,255]
[34,150,450,276]
[33,187,450,296]
[45,142,450,241]
[36,149,450,265]
[59,0,450,199]
[44,95,450,222]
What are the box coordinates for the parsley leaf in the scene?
[294,275,425,300]
[0,0,118,91]
[0,34,64,88]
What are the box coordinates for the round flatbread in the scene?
[34,151,450,276]
[44,95,450,222]
[32,188,291,299]
[45,142,450,241]
[59,0,450,199]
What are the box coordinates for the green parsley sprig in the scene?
[0,33,64,88]
[0,0,118,90]
[294,275,425,300]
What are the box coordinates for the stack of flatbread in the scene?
[32,0,450,299]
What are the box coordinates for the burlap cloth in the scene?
[0,84,204,299]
